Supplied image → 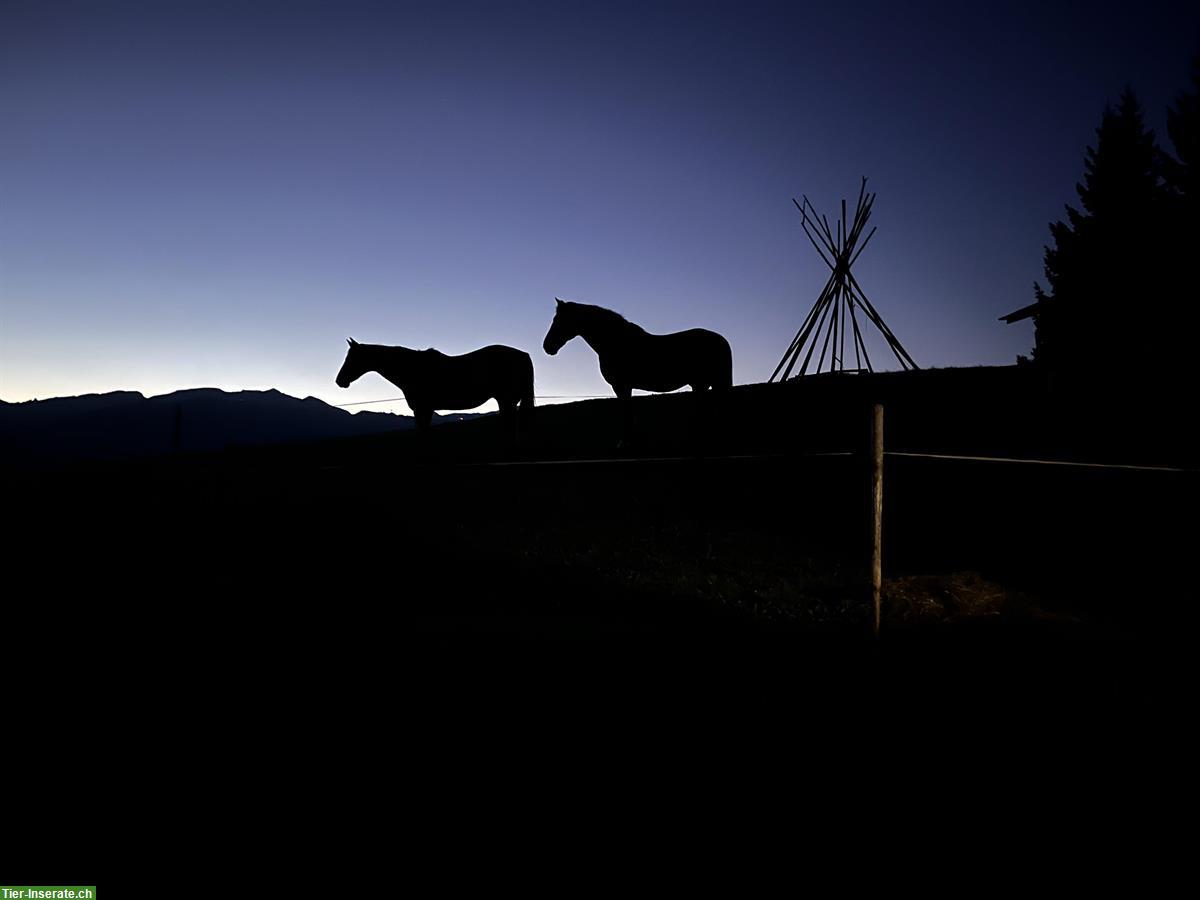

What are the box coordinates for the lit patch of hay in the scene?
[884,572,1010,625]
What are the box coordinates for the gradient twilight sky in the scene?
[2,1,1197,414]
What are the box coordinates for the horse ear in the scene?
[555,298,563,307]
[348,337,358,347]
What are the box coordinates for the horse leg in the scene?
[715,348,733,390]
[614,385,633,448]
[520,382,535,437]
[407,407,432,460]
[684,384,708,448]
[498,399,519,444]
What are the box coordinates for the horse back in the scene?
[422,344,533,407]
[656,327,732,378]
[597,327,729,392]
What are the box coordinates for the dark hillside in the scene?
[268,364,1196,468]
[9,365,1194,665]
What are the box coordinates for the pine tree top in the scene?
[1075,88,1161,222]
[1164,55,1199,198]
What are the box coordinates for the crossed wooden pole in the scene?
[770,178,918,382]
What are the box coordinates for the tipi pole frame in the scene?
[771,179,918,382]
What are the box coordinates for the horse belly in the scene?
[430,389,492,411]
[630,356,689,393]
[670,330,729,386]
[449,349,529,406]
[635,375,688,393]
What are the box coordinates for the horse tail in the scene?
[713,333,733,390]
[519,352,535,410]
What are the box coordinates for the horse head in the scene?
[336,337,366,388]
[543,298,578,356]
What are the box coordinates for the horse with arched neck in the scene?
[335,338,534,430]
[542,299,732,399]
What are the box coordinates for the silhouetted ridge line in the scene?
[0,387,422,465]
[333,393,615,407]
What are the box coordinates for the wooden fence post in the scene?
[872,404,884,638]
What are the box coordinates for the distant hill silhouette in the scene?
[0,388,488,466]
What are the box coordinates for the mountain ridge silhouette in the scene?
[0,387,488,465]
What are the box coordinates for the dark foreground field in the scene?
[8,369,1195,873]
[8,368,1195,704]
[14,397,1187,900]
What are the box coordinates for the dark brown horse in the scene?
[336,339,534,429]
[542,299,732,398]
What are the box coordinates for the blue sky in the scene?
[2,0,1197,413]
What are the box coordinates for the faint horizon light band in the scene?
[333,393,641,407]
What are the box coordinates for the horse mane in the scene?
[568,301,646,335]
[357,341,417,355]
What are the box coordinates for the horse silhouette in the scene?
[542,299,732,398]
[336,338,534,430]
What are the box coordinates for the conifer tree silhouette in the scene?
[1161,59,1200,376]
[1163,56,1199,203]
[1032,89,1164,376]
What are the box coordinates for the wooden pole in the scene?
[848,225,877,268]
[778,274,837,381]
[872,403,884,638]
[798,288,836,375]
[839,289,848,369]
[815,287,837,373]
[847,270,919,370]
[847,293,870,371]
[794,199,836,270]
